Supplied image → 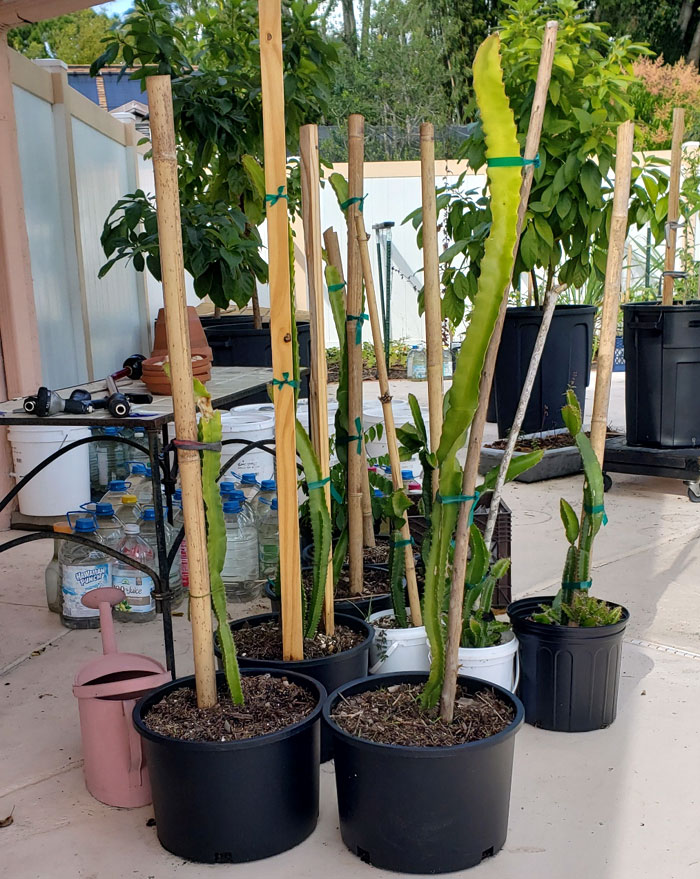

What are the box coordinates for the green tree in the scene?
[8,9,119,64]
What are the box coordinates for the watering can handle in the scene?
[123,699,144,789]
[369,640,400,675]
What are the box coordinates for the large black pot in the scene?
[323,672,524,874]
[508,596,629,732]
[265,565,393,619]
[493,304,595,437]
[226,612,373,762]
[133,669,324,863]
[202,315,311,403]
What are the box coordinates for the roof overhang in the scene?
[0,0,108,27]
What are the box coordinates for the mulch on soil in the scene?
[143,674,316,743]
[234,619,365,660]
[487,430,618,453]
[331,682,514,747]
[333,565,391,600]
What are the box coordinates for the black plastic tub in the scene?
[323,672,524,874]
[265,565,392,619]
[493,304,595,437]
[508,595,629,732]
[623,301,700,447]
[133,669,324,863]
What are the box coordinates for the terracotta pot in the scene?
[152,307,209,355]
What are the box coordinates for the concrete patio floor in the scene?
[2,373,700,878]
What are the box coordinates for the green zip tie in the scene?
[346,312,368,345]
[487,154,541,168]
[330,484,342,504]
[562,579,592,590]
[393,536,414,548]
[271,372,298,390]
[307,476,342,504]
[436,491,480,525]
[343,416,363,455]
[340,194,366,212]
[328,282,346,292]
[584,503,608,525]
[265,186,288,205]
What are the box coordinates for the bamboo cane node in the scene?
[379,392,393,404]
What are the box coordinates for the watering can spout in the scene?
[81,587,126,655]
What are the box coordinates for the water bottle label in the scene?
[62,563,111,618]
[259,543,279,577]
[113,572,155,613]
[412,364,427,379]
[180,540,189,589]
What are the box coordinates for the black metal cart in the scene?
[603,435,700,502]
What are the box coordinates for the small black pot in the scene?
[226,612,373,762]
[133,669,324,863]
[508,596,629,732]
[265,565,393,620]
[300,540,391,569]
[323,672,524,874]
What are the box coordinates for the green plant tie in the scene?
[328,281,346,292]
[487,154,541,168]
[340,194,366,212]
[562,579,592,590]
[307,476,343,504]
[265,186,288,206]
[393,536,414,548]
[436,491,480,525]
[346,312,368,345]
[343,416,363,455]
[271,372,298,390]
[584,503,608,525]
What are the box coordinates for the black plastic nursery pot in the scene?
[133,669,324,863]
[323,672,524,874]
[508,596,629,732]
[493,305,595,437]
[265,565,393,619]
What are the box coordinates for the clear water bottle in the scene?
[221,499,261,601]
[115,494,142,526]
[401,469,414,491]
[140,507,183,606]
[258,498,279,579]
[59,516,112,629]
[94,502,124,550]
[254,479,277,522]
[113,523,156,622]
[238,473,260,502]
[129,429,150,466]
[100,479,131,507]
[409,346,427,381]
[443,347,454,378]
[91,428,127,499]
[221,486,255,522]
[45,521,71,614]
[219,480,237,495]
[172,490,188,591]
[126,462,153,506]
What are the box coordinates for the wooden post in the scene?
[663,108,685,305]
[590,121,635,465]
[355,213,422,625]
[420,122,443,498]
[146,76,216,707]
[300,124,334,635]
[346,114,366,593]
[440,21,558,722]
[258,0,303,660]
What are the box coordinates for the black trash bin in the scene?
[623,301,700,447]
[493,305,595,437]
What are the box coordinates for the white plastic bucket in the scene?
[8,425,91,516]
[220,411,275,481]
[368,609,430,674]
[455,631,520,692]
[363,399,425,473]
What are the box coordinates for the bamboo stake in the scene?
[258,0,303,660]
[663,108,685,306]
[420,122,443,499]
[146,76,216,707]
[440,21,558,722]
[300,124,334,635]
[346,114,366,594]
[355,213,422,625]
[590,121,635,465]
[324,227,376,547]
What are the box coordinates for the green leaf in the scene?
[520,223,539,269]
[477,448,544,492]
[533,214,553,248]
[580,161,602,207]
[560,498,580,545]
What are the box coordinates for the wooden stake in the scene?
[300,124,334,636]
[258,0,303,660]
[346,114,366,594]
[590,121,635,465]
[420,122,443,498]
[146,76,216,707]
[355,213,422,625]
[323,226,375,548]
[663,108,685,306]
[440,21,558,722]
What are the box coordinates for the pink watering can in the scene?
[72,587,171,808]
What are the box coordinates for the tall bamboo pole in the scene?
[300,125,334,635]
[324,227,375,546]
[420,122,443,498]
[355,213,422,625]
[258,0,303,660]
[590,121,635,465]
[346,114,366,593]
[146,76,216,707]
[663,108,685,305]
[440,21,558,722]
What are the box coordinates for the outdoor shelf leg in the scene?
[148,427,176,676]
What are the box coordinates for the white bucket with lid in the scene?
[8,425,91,516]
[368,609,430,675]
[220,411,275,481]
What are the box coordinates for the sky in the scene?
[93,1,133,16]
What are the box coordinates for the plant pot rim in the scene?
[369,608,426,635]
[508,595,630,637]
[322,671,524,757]
[228,611,375,667]
[622,300,700,312]
[505,304,597,316]
[133,667,324,752]
[456,629,517,655]
[264,571,391,605]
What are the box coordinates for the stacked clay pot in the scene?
[142,308,213,395]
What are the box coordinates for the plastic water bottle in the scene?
[115,494,142,526]
[45,521,72,614]
[129,429,150,466]
[100,479,131,507]
[258,498,279,579]
[140,507,183,606]
[91,427,127,498]
[221,486,255,523]
[443,348,454,378]
[59,516,112,629]
[409,346,427,380]
[219,481,237,495]
[94,502,124,550]
[172,490,188,591]
[126,463,153,506]
[221,500,260,601]
[113,524,156,622]
[238,473,260,502]
[401,469,414,491]
[254,479,277,522]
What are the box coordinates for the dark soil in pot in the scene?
[233,617,365,660]
[266,564,393,619]
[301,537,391,567]
[487,429,618,453]
[508,595,629,732]
[323,672,524,874]
[134,669,323,863]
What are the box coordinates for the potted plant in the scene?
[508,391,629,732]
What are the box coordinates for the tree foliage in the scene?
[8,9,119,64]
